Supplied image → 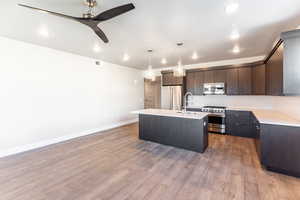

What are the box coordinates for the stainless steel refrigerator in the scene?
[161,86,182,110]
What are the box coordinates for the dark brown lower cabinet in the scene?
[225,110,255,138]
[253,115,261,160]
[260,124,300,177]
[226,110,300,178]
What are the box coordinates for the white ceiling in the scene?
[1,0,300,69]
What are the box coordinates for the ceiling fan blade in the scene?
[92,26,109,43]
[93,3,135,22]
[18,4,78,21]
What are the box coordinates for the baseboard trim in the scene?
[0,118,138,158]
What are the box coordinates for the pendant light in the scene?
[145,49,156,81]
[173,43,186,77]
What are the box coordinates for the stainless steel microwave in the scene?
[203,83,225,95]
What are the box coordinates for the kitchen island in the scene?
[132,109,209,153]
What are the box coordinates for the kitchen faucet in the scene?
[183,92,193,112]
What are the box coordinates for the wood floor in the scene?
[1,123,300,200]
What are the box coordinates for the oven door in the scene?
[207,115,226,134]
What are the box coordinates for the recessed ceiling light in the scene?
[232,45,240,54]
[225,2,239,15]
[161,58,167,65]
[38,26,49,38]
[230,30,240,40]
[192,52,199,60]
[93,44,101,52]
[123,54,130,62]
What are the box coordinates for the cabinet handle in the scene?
[204,122,207,127]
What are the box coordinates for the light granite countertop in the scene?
[132,109,209,120]
[227,107,300,127]
[134,108,300,127]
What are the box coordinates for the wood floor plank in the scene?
[0,123,300,200]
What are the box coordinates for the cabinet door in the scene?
[252,65,266,95]
[162,73,172,86]
[194,71,204,95]
[204,71,214,83]
[238,67,252,95]
[173,76,184,85]
[260,124,300,176]
[162,72,183,86]
[144,78,161,109]
[214,69,227,83]
[266,44,283,96]
[186,71,195,94]
[225,110,254,138]
[226,68,239,95]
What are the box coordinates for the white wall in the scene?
[189,95,300,120]
[0,36,144,156]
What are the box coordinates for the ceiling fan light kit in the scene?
[18,1,135,43]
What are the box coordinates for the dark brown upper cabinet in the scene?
[238,67,252,95]
[252,64,266,95]
[226,68,239,95]
[184,63,271,96]
[186,71,204,95]
[194,71,204,95]
[186,71,195,94]
[161,71,184,86]
[214,69,227,83]
[204,71,214,83]
[265,42,283,96]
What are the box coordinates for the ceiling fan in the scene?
[18,0,135,43]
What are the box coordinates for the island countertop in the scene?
[132,109,209,120]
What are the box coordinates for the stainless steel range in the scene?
[186,106,226,134]
[201,106,226,134]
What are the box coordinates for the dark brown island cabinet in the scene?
[139,114,208,153]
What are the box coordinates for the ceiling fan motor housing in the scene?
[85,0,97,8]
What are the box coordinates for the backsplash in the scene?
[189,95,300,120]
